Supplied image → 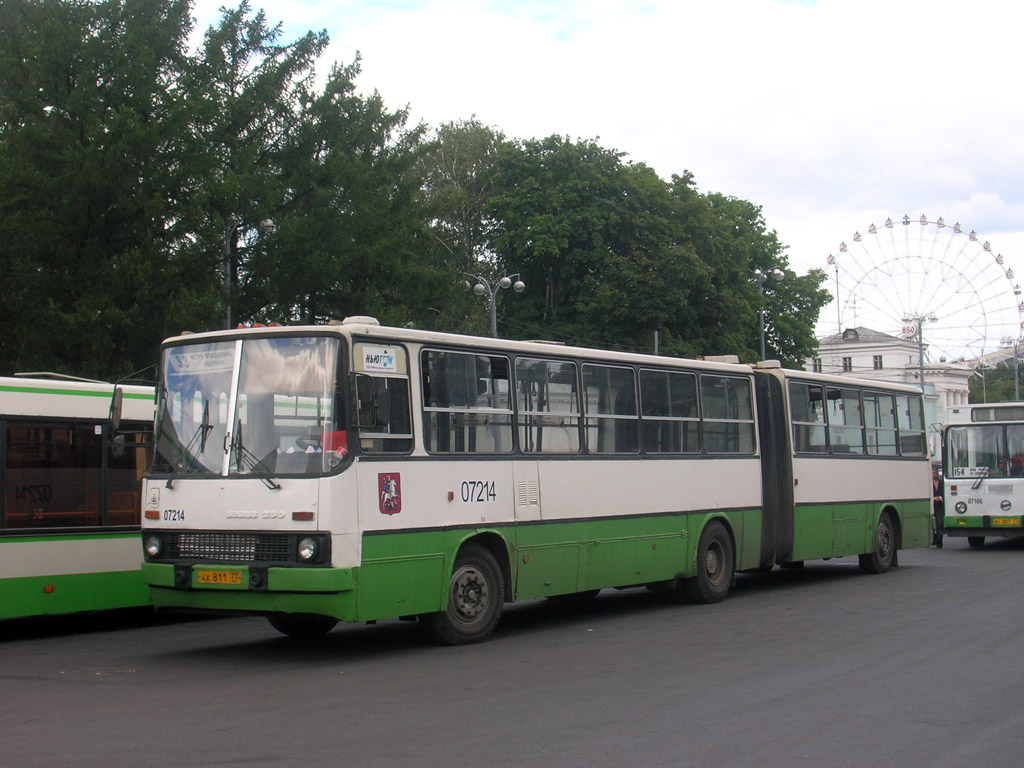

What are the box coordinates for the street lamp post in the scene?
[752,267,784,360]
[467,273,525,338]
[223,218,243,330]
[1001,336,1022,401]
[903,314,937,394]
[223,217,274,330]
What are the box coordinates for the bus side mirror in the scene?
[109,387,123,432]
[111,433,126,458]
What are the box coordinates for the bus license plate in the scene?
[991,517,1020,526]
[197,570,242,585]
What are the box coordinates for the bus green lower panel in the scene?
[790,500,929,562]
[360,531,449,617]
[514,511,758,598]
[900,499,932,549]
[0,570,150,620]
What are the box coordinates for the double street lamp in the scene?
[467,273,525,338]
[752,267,784,360]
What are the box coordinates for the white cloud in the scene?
[191,0,1024,318]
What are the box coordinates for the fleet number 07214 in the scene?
[461,480,496,503]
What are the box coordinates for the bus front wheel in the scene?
[859,511,896,574]
[423,544,504,645]
[682,520,734,604]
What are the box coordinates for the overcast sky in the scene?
[191,0,1023,347]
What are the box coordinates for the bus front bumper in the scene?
[141,562,355,615]
[943,515,1023,537]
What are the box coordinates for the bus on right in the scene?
[943,402,1024,547]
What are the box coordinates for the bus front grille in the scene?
[164,532,293,563]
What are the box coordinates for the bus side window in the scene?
[421,350,513,454]
[639,368,700,454]
[701,375,755,454]
[789,381,826,453]
[356,374,412,453]
[582,364,638,454]
[896,394,927,457]
[515,358,580,454]
[827,386,864,455]
[5,422,102,528]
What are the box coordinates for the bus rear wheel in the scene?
[859,511,896,574]
[423,544,504,645]
[682,520,734,604]
[267,612,338,638]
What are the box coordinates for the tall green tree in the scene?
[487,135,633,341]
[0,0,193,378]
[243,54,433,327]
[173,1,330,330]
[416,118,507,334]
[671,173,829,365]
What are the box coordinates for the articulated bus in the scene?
[943,402,1024,547]
[0,375,154,619]
[139,318,932,644]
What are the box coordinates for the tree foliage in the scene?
[0,0,830,380]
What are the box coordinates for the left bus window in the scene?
[582,364,638,454]
[864,391,898,456]
[789,381,827,454]
[701,375,755,454]
[639,369,699,453]
[156,340,235,475]
[516,358,580,454]
[354,342,413,454]
[421,350,513,454]
[6,423,104,528]
[896,394,926,456]
[827,387,864,455]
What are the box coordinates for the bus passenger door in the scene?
[512,459,582,599]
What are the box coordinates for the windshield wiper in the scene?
[230,421,281,490]
[164,399,214,474]
[971,466,989,490]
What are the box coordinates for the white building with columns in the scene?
[806,327,972,459]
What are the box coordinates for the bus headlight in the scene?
[955,501,967,514]
[297,537,318,562]
[144,535,163,558]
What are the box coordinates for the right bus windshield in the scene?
[947,424,1024,478]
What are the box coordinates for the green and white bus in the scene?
[1,375,154,619]
[139,318,932,643]
[943,402,1024,547]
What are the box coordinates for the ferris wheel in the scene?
[821,215,1024,364]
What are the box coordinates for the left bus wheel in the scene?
[682,520,734,604]
[859,511,896,574]
[268,613,338,638]
[423,544,504,645]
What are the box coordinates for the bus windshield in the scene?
[153,335,344,478]
[947,423,1024,479]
